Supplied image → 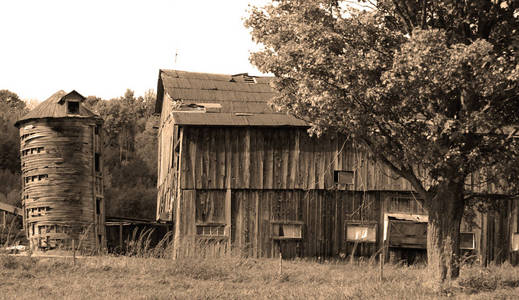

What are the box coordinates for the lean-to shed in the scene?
[155,69,519,263]
[15,90,105,252]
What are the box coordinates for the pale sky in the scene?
[0,0,269,101]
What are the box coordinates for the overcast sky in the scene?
[0,0,268,101]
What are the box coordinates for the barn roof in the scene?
[156,69,307,127]
[15,90,100,127]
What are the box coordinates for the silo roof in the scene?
[15,90,100,127]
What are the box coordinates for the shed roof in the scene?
[156,69,307,127]
[15,90,100,127]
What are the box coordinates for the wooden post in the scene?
[225,188,232,254]
[2,211,5,228]
[278,241,283,277]
[379,244,384,281]
[119,224,123,251]
[72,239,76,266]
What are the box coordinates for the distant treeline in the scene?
[0,89,158,220]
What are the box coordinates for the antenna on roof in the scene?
[174,49,179,65]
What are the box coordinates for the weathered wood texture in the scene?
[173,127,499,193]
[171,188,517,262]
[174,127,405,191]
[156,125,518,263]
[156,92,179,221]
[19,119,104,251]
[475,198,519,265]
[173,189,422,259]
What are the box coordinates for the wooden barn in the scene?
[15,90,105,252]
[155,70,519,263]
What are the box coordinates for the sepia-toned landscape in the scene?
[2,0,519,299]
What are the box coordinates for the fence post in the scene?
[379,245,384,281]
[278,241,283,277]
[72,239,76,266]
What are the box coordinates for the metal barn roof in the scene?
[156,69,307,127]
[15,90,100,127]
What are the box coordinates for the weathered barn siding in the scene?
[156,125,519,262]
[177,126,413,191]
[155,70,518,263]
[172,188,437,259]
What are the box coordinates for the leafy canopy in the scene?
[246,0,519,196]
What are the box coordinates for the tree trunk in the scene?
[426,180,465,283]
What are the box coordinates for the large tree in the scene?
[246,0,519,282]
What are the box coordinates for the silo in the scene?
[15,90,105,252]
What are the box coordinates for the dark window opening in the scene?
[95,153,101,172]
[334,170,354,185]
[67,101,80,114]
[95,125,100,135]
[96,198,101,215]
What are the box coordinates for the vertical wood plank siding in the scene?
[159,125,518,262]
[179,127,415,191]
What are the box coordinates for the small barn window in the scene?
[95,125,100,135]
[196,224,225,236]
[271,221,303,240]
[334,170,354,185]
[96,198,102,215]
[512,233,519,252]
[67,101,80,114]
[346,223,377,243]
[460,232,475,250]
[95,153,101,172]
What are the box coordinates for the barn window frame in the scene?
[460,232,476,250]
[67,100,80,114]
[95,153,101,172]
[270,220,304,240]
[512,232,519,252]
[96,198,102,215]
[334,170,354,186]
[345,221,378,243]
[196,223,226,239]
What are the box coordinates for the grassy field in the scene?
[1,254,518,299]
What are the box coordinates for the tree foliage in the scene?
[246,0,519,281]
[0,90,26,207]
[86,89,158,220]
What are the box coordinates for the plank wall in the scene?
[158,125,518,261]
[178,127,414,191]
[176,189,386,258]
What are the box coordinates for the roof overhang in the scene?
[171,111,308,127]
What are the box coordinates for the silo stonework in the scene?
[15,91,105,252]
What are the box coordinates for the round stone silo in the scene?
[15,90,105,252]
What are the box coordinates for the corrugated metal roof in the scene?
[15,90,100,127]
[171,112,308,127]
[156,69,308,127]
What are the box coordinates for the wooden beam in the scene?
[0,201,22,217]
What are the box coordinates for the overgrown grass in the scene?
[2,228,518,299]
[1,253,518,299]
